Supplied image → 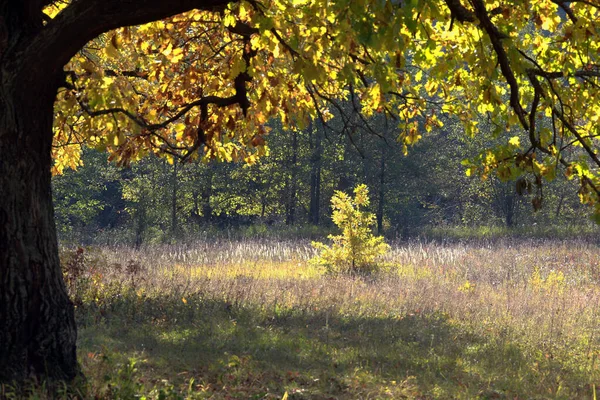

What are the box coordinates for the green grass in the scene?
[418,224,600,242]
[17,238,600,398]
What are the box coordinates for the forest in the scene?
[53,116,595,246]
[1,0,600,398]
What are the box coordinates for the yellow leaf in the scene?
[104,40,119,58]
[363,83,381,116]
[162,43,173,56]
[415,70,423,82]
[174,123,186,141]
[239,1,251,19]
[140,40,151,53]
[508,136,520,147]
[223,13,236,27]
[171,48,184,63]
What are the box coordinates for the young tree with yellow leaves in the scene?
[312,184,389,274]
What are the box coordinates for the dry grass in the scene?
[48,237,600,398]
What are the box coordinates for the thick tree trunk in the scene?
[0,0,234,386]
[0,67,78,382]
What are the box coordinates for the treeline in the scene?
[52,118,592,245]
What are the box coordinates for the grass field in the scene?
[13,237,600,399]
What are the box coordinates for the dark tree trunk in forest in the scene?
[505,194,515,227]
[377,147,386,235]
[286,129,298,225]
[499,185,516,227]
[191,162,214,226]
[0,35,78,383]
[135,195,148,248]
[309,121,322,226]
[170,161,179,236]
[491,181,516,228]
[202,162,214,223]
[555,194,565,219]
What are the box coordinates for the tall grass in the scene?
[21,237,600,398]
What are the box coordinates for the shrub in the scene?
[311,184,389,274]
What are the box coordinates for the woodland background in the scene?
[53,114,596,245]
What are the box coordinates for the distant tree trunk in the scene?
[170,161,178,237]
[492,181,516,227]
[503,189,515,227]
[134,195,148,248]
[202,162,214,223]
[191,191,201,225]
[0,44,78,382]
[555,194,565,219]
[309,121,322,225]
[337,138,352,192]
[190,163,212,227]
[505,195,515,227]
[261,198,267,218]
[377,146,386,235]
[286,129,298,225]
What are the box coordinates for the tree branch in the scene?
[24,0,236,82]
[471,0,529,132]
[443,0,475,24]
[79,93,243,131]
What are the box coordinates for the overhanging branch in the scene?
[25,0,236,81]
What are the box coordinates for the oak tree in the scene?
[1,0,599,383]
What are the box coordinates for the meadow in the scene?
[11,237,600,399]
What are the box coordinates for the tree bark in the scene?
[0,52,78,383]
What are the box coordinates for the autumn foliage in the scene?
[49,0,600,220]
[311,185,389,274]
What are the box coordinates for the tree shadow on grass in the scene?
[78,296,589,399]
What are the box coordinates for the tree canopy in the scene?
[50,0,600,218]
